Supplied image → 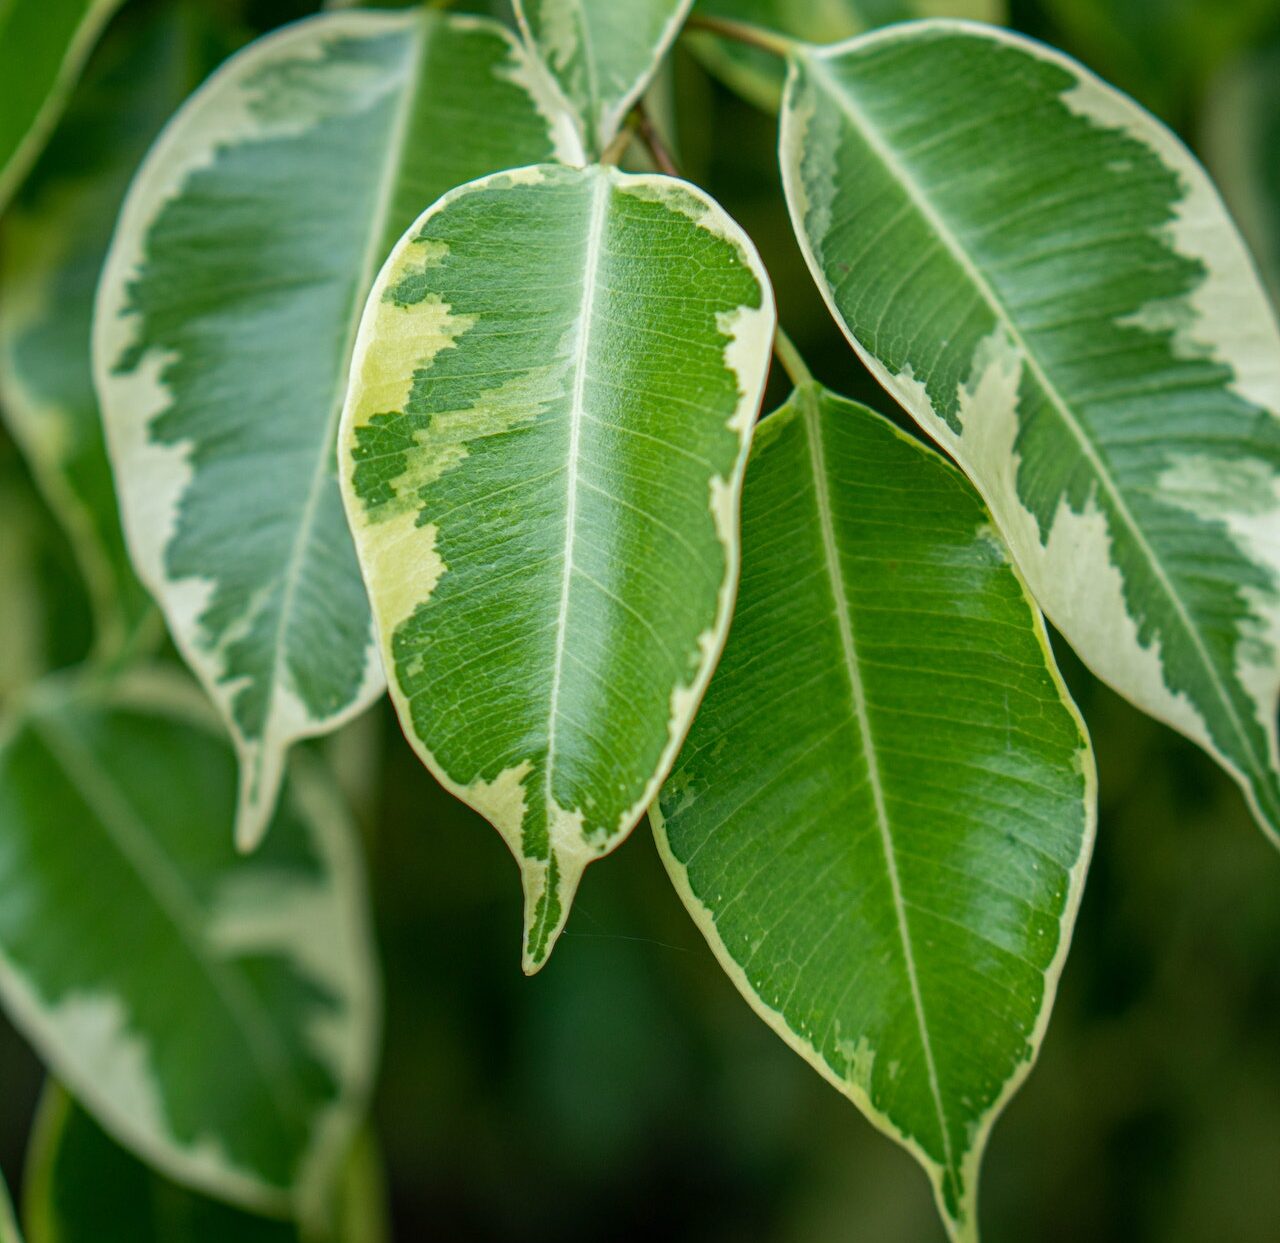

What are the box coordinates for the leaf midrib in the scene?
[799,387,958,1187]
[804,49,1266,795]
[544,168,610,835]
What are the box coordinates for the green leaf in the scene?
[0,671,379,1216]
[780,21,1280,843]
[93,9,576,849]
[653,386,1095,1243]
[687,0,1006,111]
[341,163,774,972]
[513,0,693,156]
[1204,38,1280,306]
[0,2,228,660]
[0,1166,18,1243]
[23,1084,386,1243]
[0,0,121,212]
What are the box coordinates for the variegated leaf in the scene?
[688,0,1006,111]
[23,1085,387,1243]
[781,21,1280,842]
[0,0,121,212]
[0,671,379,1216]
[0,1,227,658]
[653,386,1095,1243]
[1204,38,1280,306]
[514,0,693,156]
[94,9,578,849]
[340,163,774,972]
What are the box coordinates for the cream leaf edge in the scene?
[338,162,775,974]
[778,18,1280,841]
[650,396,1098,1243]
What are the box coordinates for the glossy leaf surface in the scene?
[514,0,692,155]
[781,21,1280,842]
[341,163,773,971]
[0,0,121,210]
[654,386,1095,1242]
[0,673,378,1214]
[94,9,574,849]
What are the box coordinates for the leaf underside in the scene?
[781,21,1280,841]
[93,9,572,849]
[341,162,774,972]
[654,388,1095,1243]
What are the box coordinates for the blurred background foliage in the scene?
[3,0,1280,1239]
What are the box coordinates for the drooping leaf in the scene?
[687,0,1005,111]
[1204,38,1280,306]
[780,21,1280,842]
[513,0,693,156]
[0,0,122,212]
[341,163,774,972]
[0,1,231,659]
[0,671,379,1216]
[22,1084,386,1243]
[94,9,579,850]
[653,386,1095,1243]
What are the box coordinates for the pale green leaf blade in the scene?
[514,0,693,155]
[0,671,379,1214]
[653,387,1095,1243]
[22,1084,385,1243]
[688,0,1006,111]
[1204,39,1280,307]
[0,0,121,212]
[0,2,226,658]
[780,21,1280,842]
[93,9,576,849]
[341,163,774,972]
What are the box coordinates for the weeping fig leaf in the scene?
[688,0,1006,111]
[0,0,230,660]
[22,1084,387,1243]
[0,0,121,212]
[340,162,774,973]
[93,9,579,851]
[513,0,694,156]
[0,670,379,1216]
[1204,39,1280,306]
[653,386,1095,1243]
[780,21,1280,843]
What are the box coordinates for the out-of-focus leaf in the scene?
[0,1165,18,1243]
[654,386,1094,1243]
[781,20,1280,844]
[1203,38,1280,307]
[513,0,693,155]
[687,0,1006,111]
[0,1,231,660]
[0,0,122,211]
[340,163,774,972]
[0,671,379,1218]
[23,1083,387,1243]
[93,9,577,850]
